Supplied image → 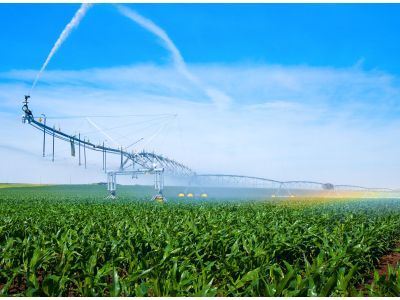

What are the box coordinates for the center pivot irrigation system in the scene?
[22,95,194,201]
[22,95,396,201]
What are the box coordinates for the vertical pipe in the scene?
[104,144,107,173]
[102,141,105,170]
[42,115,46,157]
[78,133,81,166]
[84,137,87,169]
[52,125,55,162]
[120,147,123,170]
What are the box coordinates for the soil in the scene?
[375,252,400,279]
[358,242,400,295]
[369,242,400,281]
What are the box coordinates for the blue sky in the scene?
[2,4,400,72]
[0,4,400,187]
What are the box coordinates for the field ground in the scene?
[1,185,400,296]
[0,183,49,189]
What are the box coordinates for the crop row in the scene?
[0,186,400,296]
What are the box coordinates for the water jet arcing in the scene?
[30,3,92,94]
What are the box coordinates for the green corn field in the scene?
[0,185,400,296]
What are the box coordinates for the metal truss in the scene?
[22,96,194,200]
[22,95,396,199]
[188,174,396,197]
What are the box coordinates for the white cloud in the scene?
[1,63,400,188]
[116,5,233,109]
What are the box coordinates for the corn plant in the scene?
[1,185,400,296]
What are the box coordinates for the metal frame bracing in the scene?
[22,95,397,199]
[22,96,194,200]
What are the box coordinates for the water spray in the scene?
[30,3,93,95]
[116,4,232,109]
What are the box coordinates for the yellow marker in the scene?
[178,193,185,197]
[200,193,208,198]
[187,193,193,198]
[38,117,42,123]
